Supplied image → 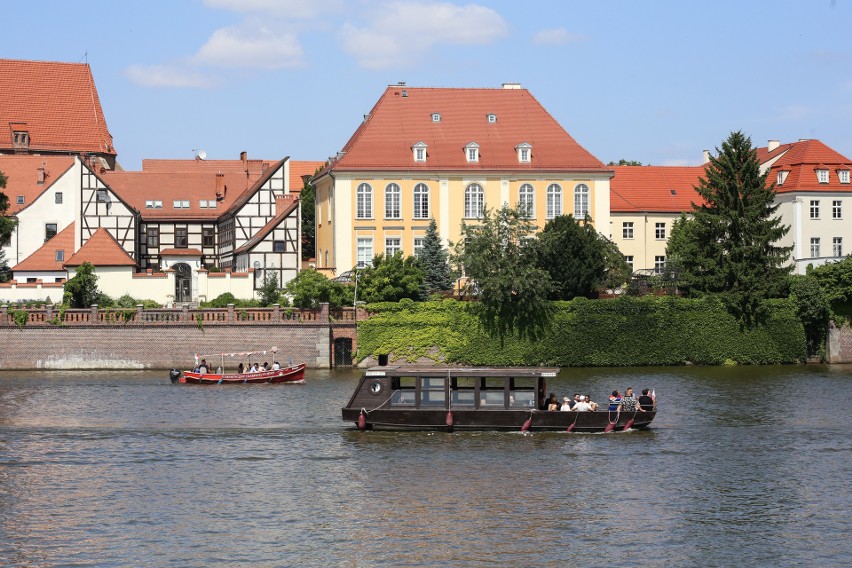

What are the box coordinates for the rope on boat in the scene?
[360,389,400,416]
[608,408,621,425]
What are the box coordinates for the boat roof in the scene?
[364,366,559,378]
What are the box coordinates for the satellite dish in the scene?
[196,150,207,160]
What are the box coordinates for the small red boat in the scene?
[169,348,306,385]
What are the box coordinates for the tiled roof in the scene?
[766,139,852,194]
[160,248,203,256]
[12,222,75,272]
[322,85,607,173]
[0,59,115,155]
[0,155,76,214]
[64,227,136,267]
[289,160,324,190]
[142,157,272,181]
[610,166,707,213]
[755,143,794,165]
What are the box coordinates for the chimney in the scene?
[240,151,248,177]
[703,150,711,164]
[215,172,225,200]
[502,82,522,89]
[37,162,46,185]
[768,139,780,152]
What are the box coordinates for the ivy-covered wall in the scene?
[357,297,807,366]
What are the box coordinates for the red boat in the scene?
[169,348,306,385]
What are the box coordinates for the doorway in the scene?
[174,262,192,304]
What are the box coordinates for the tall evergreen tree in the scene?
[667,131,792,327]
[300,178,316,260]
[536,214,609,299]
[0,170,19,253]
[64,262,101,308]
[418,218,454,298]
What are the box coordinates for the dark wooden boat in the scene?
[342,366,656,432]
[172,363,306,384]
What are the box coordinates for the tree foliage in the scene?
[64,262,101,308]
[258,271,280,307]
[452,204,553,345]
[807,256,852,306]
[607,159,645,166]
[285,268,352,308]
[418,218,454,297]
[536,214,611,299]
[666,131,792,327]
[357,252,424,303]
[0,170,19,253]
[300,177,316,260]
[789,273,831,357]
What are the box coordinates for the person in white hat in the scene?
[559,396,573,411]
[573,395,593,412]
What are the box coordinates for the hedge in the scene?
[357,296,806,366]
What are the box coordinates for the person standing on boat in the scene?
[272,361,281,370]
[198,359,209,374]
[237,363,244,374]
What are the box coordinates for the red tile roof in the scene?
[0,59,115,156]
[289,160,324,190]
[0,155,76,214]
[142,157,272,181]
[64,227,136,267]
[322,86,607,173]
[12,222,75,272]
[766,139,852,194]
[160,248,203,256]
[610,166,706,213]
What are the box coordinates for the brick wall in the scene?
[827,323,852,363]
[0,324,341,370]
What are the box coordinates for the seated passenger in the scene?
[248,363,258,373]
[547,394,559,411]
[272,361,281,370]
[559,396,573,411]
[573,395,592,412]
[585,395,598,411]
[237,363,244,374]
[638,388,655,411]
[620,387,644,412]
[608,390,622,411]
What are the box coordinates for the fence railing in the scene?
[0,303,354,327]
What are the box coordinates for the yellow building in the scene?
[312,83,613,275]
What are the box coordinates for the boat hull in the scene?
[178,364,306,384]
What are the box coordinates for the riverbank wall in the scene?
[0,303,360,370]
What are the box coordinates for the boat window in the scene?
[509,377,537,408]
[419,377,446,407]
[451,377,476,407]
[480,377,506,407]
[391,376,416,406]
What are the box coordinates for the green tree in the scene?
[300,176,316,260]
[258,271,280,306]
[536,214,611,299]
[418,218,454,297]
[285,268,352,308]
[452,204,553,345]
[0,247,10,283]
[807,256,852,306]
[64,262,101,308]
[0,170,19,254]
[357,252,424,303]
[607,159,645,166]
[789,273,831,357]
[666,131,792,327]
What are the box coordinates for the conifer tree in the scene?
[667,131,792,327]
[0,170,18,255]
[418,218,454,298]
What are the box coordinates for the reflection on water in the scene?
[0,366,850,567]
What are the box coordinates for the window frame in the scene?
[574,183,590,218]
[385,183,401,219]
[518,183,534,217]
[833,237,843,258]
[55,192,63,204]
[546,183,562,219]
[839,170,850,184]
[273,240,286,253]
[356,183,373,219]
[464,183,484,218]
[147,227,159,248]
[413,237,425,258]
[833,200,842,219]
[55,249,64,262]
[202,228,215,247]
[45,223,58,242]
[623,221,634,240]
[385,237,401,257]
[810,237,821,258]
[810,200,820,219]
[413,183,430,219]
[817,169,829,184]
[655,222,666,240]
[175,227,189,249]
[654,255,666,274]
[356,237,373,268]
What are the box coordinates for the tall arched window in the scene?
[413,183,430,219]
[518,184,534,217]
[546,183,562,219]
[385,183,400,218]
[356,183,373,219]
[574,183,590,218]
[465,184,484,218]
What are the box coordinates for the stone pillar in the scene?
[227,303,235,323]
[91,304,99,324]
[319,302,329,323]
[273,303,280,322]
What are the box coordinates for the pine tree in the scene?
[418,219,454,298]
[667,131,792,327]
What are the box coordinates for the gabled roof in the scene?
[233,195,299,255]
[142,157,272,181]
[64,227,136,267]
[610,166,706,213]
[0,155,76,214]
[766,139,852,193]
[0,59,115,156]
[289,160,324,190]
[12,222,75,272]
[320,85,608,174]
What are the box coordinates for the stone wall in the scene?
[826,323,852,364]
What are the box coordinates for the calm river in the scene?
[0,365,849,567]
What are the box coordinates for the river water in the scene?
[0,365,849,567]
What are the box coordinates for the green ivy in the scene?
[9,308,28,329]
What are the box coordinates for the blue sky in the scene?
[6,0,852,170]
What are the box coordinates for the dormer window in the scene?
[465,142,480,163]
[817,168,829,184]
[487,114,496,123]
[432,113,441,122]
[777,170,789,186]
[516,142,532,163]
[12,130,29,149]
[413,141,427,163]
[16,195,24,205]
[838,168,850,184]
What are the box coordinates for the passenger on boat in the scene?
[638,388,655,411]
[198,359,209,374]
[586,395,598,411]
[546,394,559,411]
[272,361,281,370]
[261,362,269,371]
[237,363,244,374]
[573,395,592,412]
[620,388,644,412]
[249,363,259,373]
[560,397,573,411]
[608,391,622,411]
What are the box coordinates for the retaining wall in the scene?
[827,323,852,364]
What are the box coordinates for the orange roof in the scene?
[12,222,75,272]
[160,248,203,256]
[766,139,852,194]
[610,166,706,213]
[0,59,115,156]
[142,157,272,181]
[289,160,324,190]
[322,85,607,174]
[64,227,136,267]
[0,155,76,214]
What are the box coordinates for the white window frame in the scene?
[833,237,843,257]
[465,142,480,163]
[413,142,427,163]
[385,237,401,257]
[465,184,484,218]
[810,200,820,219]
[810,237,821,258]
[516,142,532,164]
[623,222,634,240]
[625,255,634,272]
[385,183,401,219]
[546,184,562,219]
[518,184,534,217]
[654,255,666,274]
[655,222,666,240]
[839,170,850,184]
[356,183,373,219]
[413,237,425,258]
[413,183,430,219]
[431,113,441,122]
[356,237,373,268]
[574,183,590,218]
[817,169,829,183]
[833,200,842,219]
[487,114,496,123]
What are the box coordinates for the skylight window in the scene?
[173,200,190,209]
[432,113,441,122]
[487,114,496,123]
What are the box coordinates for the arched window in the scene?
[546,183,562,219]
[356,183,373,219]
[385,183,400,218]
[574,183,590,218]
[518,184,534,217]
[413,183,430,219]
[465,184,484,218]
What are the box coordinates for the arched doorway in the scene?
[174,262,192,303]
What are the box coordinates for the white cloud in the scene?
[340,2,509,69]
[125,64,216,88]
[203,0,343,19]
[193,26,305,69]
[532,28,585,46]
